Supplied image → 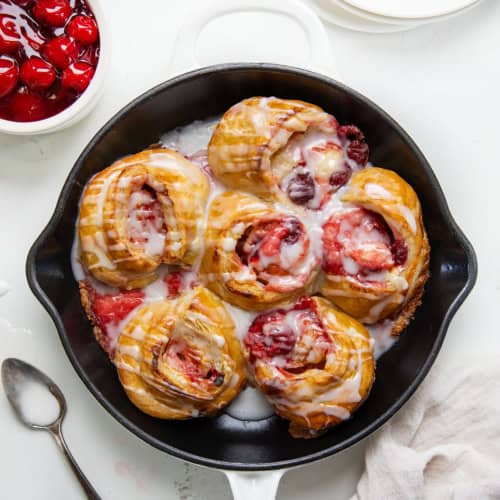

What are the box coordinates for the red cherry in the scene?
[10,91,46,121]
[42,36,77,69]
[61,61,94,92]
[20,56,56,90]
[0,57,19,98]
[32,0,72,28]
[0,14,21,54]
[66,15,98,45]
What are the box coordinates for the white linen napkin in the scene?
[351,360,500,500]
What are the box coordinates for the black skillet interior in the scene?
[26,64,477,471]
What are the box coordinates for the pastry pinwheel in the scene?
[201,191,319,310]
[115,286,246,418]
[320,167,430,333]
[243,296,375,437]
[78,148,209,289]
[208,97,369,209]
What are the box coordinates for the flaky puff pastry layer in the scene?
[201,191,319,311]
[78,148,209,289]
[115,286,246,419]
[208,97,338,202]
[243,296,375,438]
[320,167,430,333]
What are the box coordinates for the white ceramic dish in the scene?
[0,0,109,136]
[343,0,478,20]
[333,0,482,26]
[170,0,335,76]
[307,0,414,33]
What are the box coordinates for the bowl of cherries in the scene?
[0,0,108,134]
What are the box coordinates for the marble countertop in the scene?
[1,0,498,498]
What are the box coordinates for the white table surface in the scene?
[1,1,498,498]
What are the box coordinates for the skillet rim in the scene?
[25,62,478,471]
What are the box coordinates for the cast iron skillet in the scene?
[26,64,477,472]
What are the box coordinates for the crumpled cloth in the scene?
[351,361,500,500]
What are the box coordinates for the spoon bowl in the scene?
[1,358,101,499]
[2,358,66,430]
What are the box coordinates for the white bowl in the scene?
[0,0,109,136]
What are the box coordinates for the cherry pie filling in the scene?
[322,208,408,282]
[84,283,144,354]
[244,297,333,373]
[235,215,312,292]
[278,123,369,209]
[126,184,167,258]
[0,0,99,122]
[161,337,225,391]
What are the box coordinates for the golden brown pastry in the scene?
[320,167,430,333]
[78,148,209,289]
[201,191,319,311]
[243,296,375,438]
[208,97,369,209]
[115,286,246,419]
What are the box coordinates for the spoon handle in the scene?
[50,424,101,500]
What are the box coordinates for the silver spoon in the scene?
[1,358,101,500]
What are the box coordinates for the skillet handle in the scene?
[225,470,286,500]
[169,0,336,76]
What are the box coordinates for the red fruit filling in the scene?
[10,90,46,121]
[84,283,145,356]
[164,338,224,387]
[329,163,352,190]
[322,208,407,279]
[61,60,93,92]
[164,272,183,299]
[235,216,306,285]
[286,171,315,205]
[0,13,21,53]
[33,0,71,27]
[338,124,369,166]
[42,35,77,68]
[0,0,100,122]
[65,14,97,44]
[282,134,356,209]
[245,297,331,371]
[20,56,56,89]
[0,57,19,98]
[127,185,167,256]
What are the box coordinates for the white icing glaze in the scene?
[224,386,275,420]
[365,183,393,200]
[161,118,218,155]
[223,302,258,341]
[397,204,417,234]
[367,320,397,359]
[71,115,418,422]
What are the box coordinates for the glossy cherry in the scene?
[0,0,100,122]
[32,0,72,27]
[10,90,46,121]
[42,36,78,69]
[66,15,98,44]
[338,124,369,165]
[61,61,94,92]
[0,57,19,98]
[20,56,56,89]
[286,171,315,205]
